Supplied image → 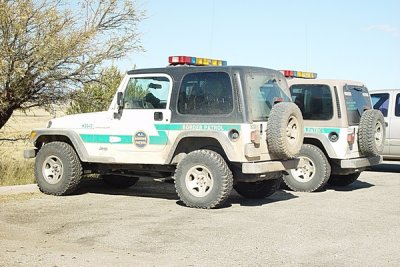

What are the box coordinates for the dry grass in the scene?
[0,145,35,186]
[0,106,66,186]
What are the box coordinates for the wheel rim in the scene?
[290,156,315,183]
[374,120,384,147]
[185,165,214,197]
[42,155,64,184]
[286,115,300,146]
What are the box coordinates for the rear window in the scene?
[247,72,290,121]
[289,84,333,120]
[344,85,372,125]
[371,93,389,117]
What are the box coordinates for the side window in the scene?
[290,84,333,120]
[177,72,233,115]
[123,76,170,109]
[371,93,389,117]
[395,93,400,117]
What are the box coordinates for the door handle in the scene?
[154,112,163,121]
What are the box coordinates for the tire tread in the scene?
[267,102,304,159]
[174,150,233,209]
[35,141,82,196]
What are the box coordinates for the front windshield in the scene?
[246,72,290,121]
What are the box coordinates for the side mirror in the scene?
[117,92,123,108]
[114,92,123,118]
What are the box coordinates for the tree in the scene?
[67,66,123,114]
[67,66,151,114]
[0,0,145,129]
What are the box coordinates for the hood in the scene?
[47,111,110,129]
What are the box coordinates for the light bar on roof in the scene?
[168,56,227,66]
[281,70,317,79]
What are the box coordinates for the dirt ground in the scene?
[0,162,399,266]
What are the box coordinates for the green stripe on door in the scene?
[305,127,340,134]
[155,123,240,131]
[80,134,132,144]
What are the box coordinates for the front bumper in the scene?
[242,158,302,174]
[340,155,382,169]
[24,148,37,158]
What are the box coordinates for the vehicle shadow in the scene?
[367,162,400,173]
[228,190,298,207]
[74,178,180,200]
[75,178,298,208]
[325,180,374,192]
[280,179,374,193]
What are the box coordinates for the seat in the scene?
[294,95,305,113]
[186,84,205,112]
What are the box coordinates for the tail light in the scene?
[347,128,355,146]
[273,97,285,105]
[250,130,260,145]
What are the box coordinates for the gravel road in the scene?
[1,162,399,266]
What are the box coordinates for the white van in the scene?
[371,89,400,159]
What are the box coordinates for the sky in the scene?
[117,0,400,90]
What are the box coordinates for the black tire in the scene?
[174,150,233,209]
[267,102,304,159]
[34,142,82,195]
[282,144,331,192]
[234,173,281,199]
[358,109,386,156]
[101,174,139,189]
[328,172,361,186]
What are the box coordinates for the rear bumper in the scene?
[242,158,302,174]
[340,155,382,169]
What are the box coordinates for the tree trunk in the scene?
[0,106,15,130]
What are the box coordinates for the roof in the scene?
[126,65,283,77]
[287,78,366,88]
[369,88,400,93]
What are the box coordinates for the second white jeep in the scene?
[281,70,385,192]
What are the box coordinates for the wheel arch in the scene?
[303,136,336,159]
[32,130,90,162]
[167,132,238,164]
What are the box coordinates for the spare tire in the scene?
[267,102,304,159]
[358,109,385,156]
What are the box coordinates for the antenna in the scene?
[209,0,216,57]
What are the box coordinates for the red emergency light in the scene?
[281,70,317,79]
[168,56,227,66]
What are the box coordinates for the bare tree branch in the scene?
[0,0,145,129]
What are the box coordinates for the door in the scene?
[110,74,172,164]
[389,93,400,156]
[371,92,390,155]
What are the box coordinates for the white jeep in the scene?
[281,71,385,192]
[24,56,304,209]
